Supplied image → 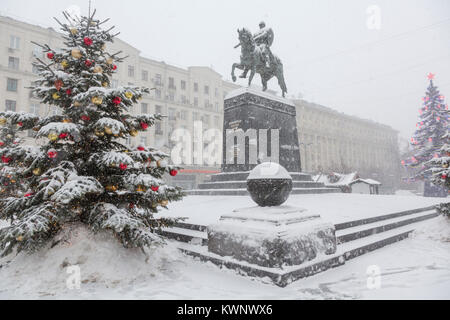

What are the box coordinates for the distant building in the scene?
[296,100,400,193]
[314,172,381,194]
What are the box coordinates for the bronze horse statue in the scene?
[231,28,287,97]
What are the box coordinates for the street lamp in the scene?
[299,142,313,173]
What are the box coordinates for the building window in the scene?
[181,110,188,121]
[7,78,18,92]
[128,65,135,77]
[203,114,210,126]
[204,99,210,108]
[8,57,19,70]
[168,77,175,89]
[215,88,219,97]
[141,103,148,114]
[5,100,16,111]
[204,85,209,95]
[155,122,163,135]
[193,112,200,121]
[10,35,20,49]
[32,45,43,58]
[154,74,162,86]
[141,70,148,81]
[194,97,198,107]
[181,95,187,104]
[111,80,119,88]
[155,105,163,114]
[180,80,186,90]
[168,92,175,102]
[194,82,198,92]
[168,108,177,121]
[30,103,40,115]
[155,89,161,99]
[140,136,147,146]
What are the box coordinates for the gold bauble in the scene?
[106,57,114,65]
[16,235,24,242]
[61,60,69,68]
[32,126,40,131]
[93,66,103,73]
[113,133,119,137]
[32,168,42,176]
[70,28,78,35]
[102,82,108,88]
[48,133,58,141]
[130,129,138,137]
[105,185,117,192]
[73,101,82,107]
[101,43,106,51]
[92,96,103,105]
[125,91,133,99]
[104,127,113,135]
[95,130,104,137]
[156,160,162,167]
[52,92,61,100]
[443,163,449,168]
[159,199,169,206]
[10,179,16,183]
[62,119,71,123]
[0,118,7,125]
[136,185,146,192]
[71,49,82,59]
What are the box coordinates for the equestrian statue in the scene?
[232,22,288,97]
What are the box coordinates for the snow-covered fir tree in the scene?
[407,73,449,189]
[0,111,40,198]
[0,10,184,257]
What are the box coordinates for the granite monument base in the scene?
[207,206,337,268]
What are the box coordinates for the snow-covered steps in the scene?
[165,204,441,286]
[157,226,208,246]
[198,181,326,189]
[336,209,439,244]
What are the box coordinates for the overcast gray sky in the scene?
[1,0,449,142]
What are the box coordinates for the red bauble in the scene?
[81,115,90,121]
[47,52,54,59]
[112,97,122,105]
[112,65,117,70]
[66,89,72,95]
[83,37,93,46]
[1,155,11,163]
[17,122,23,126]
[85,60,92,67]
[137,146,145,151]
[24,193,33,197]
[0,142,4,146]
[169,169,178,176]
[442,174,448,179]
[151,185,159,192]
[48,151,57,159]
[119,163,127,171]
[129,203,135,209]
[140,122,149,130]
[59,132,68,139]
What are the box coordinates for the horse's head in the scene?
[237,28,253,46]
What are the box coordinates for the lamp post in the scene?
[299,142,313,173]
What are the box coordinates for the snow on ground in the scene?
[0,194,449,299]
[0,216,449,299]
[395,190,420,197]
[160,193,448,225]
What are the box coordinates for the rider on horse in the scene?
[253,21,274,69]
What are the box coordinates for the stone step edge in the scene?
[178,225,418,287]
[334,205,437,230]
[336,210,438,244]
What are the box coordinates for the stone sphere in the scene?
[247,162,292,207]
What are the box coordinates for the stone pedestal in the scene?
[207,206,337,268]
[222,87,301,172]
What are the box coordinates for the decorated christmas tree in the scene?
[0,10,184,257]
[0,111,40,198]
[406,73,449,195]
